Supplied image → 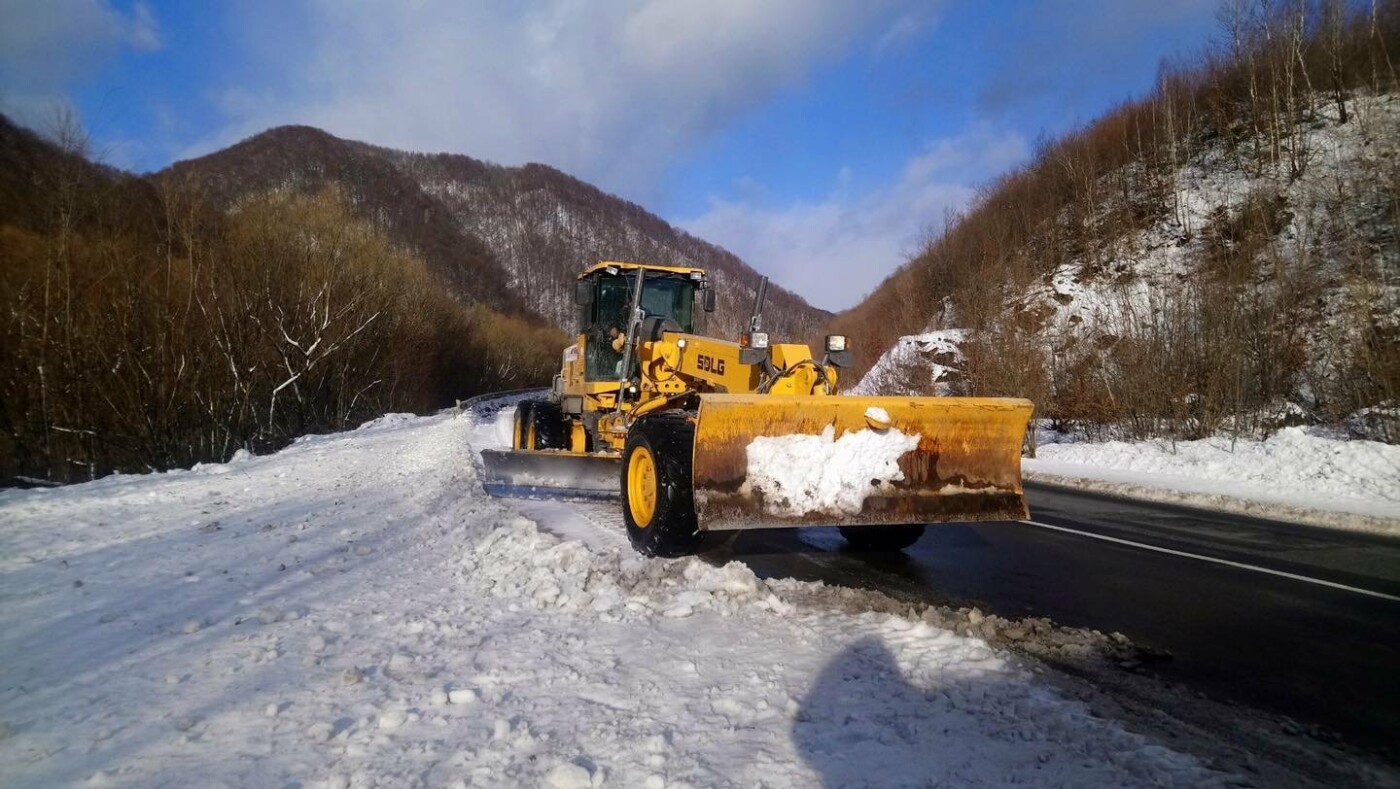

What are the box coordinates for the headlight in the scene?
[825,334,848,352]
[749,332,770,349]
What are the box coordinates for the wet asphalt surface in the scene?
[703,482,1400,755]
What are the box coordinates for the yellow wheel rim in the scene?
[627,446,658,528]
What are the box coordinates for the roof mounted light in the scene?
[689,271,703,280]
[605,266,620,276]
[825,334,847,353]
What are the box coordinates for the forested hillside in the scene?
[0,107,838,485]
[842,1,1400,443]
[0,116,562,484]
[164,129,829,341]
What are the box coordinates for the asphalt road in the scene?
[704,482,1400,755]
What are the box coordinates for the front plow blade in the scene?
[480,449,620,500]
[691,395,1033,531]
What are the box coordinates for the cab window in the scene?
[580,274,695,381]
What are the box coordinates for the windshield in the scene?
[582,274,695,381]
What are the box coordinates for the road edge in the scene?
[1024,470,1400,537]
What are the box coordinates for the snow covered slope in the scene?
[0,408,1231,787]
[847,330,965,396]
[855,93,1400,436]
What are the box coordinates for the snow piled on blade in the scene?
[1027,426,1400,532]
[0,406,1230,787]
[740,425,919,517]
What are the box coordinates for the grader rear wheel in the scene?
[621,413,702,557]
[838,524,927,551]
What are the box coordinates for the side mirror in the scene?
[702,287,716,313]
[575,280,593,306]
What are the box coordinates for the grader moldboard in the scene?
[480,261,1034,557]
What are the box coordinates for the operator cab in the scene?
[574,262,712,382]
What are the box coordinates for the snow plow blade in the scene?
[690,395,1034,531]
[480,449,621,501]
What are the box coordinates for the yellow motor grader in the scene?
[480,261,1033,556]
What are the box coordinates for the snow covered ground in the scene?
[1026,427,1400,534]
[0,404,1235,788]
[847,330,965,396]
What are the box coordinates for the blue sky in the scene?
[1,0,1221,310]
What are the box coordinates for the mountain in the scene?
[1,113,572,485]
[838,7,1399,442]
[162,127,830,340]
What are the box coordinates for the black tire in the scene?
[621,413,702,557]
[839,524,926,551]
[531,401,567,450]
[516,400,566,450]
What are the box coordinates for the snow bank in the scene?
[740,425,919,518]
[0,406,1231,787]
[459,516,1223,787]
[1028,426,1400,532]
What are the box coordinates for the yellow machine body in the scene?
[483,260,1034,537]
[690,394,1031,530]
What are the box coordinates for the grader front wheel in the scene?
[515,400,566,450]
[621,414,702,557]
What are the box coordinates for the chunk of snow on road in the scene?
[741,425,919,517]
[447,688,478,705]
[307,722,335,743]
[543,763,593,789]
[377,709,407,730]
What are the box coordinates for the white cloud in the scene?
[0,0,161,122]
[872,6,944,58]
[187,0,938,202]
[680,126,1029,312]
[126,2,161,52]
[0,0,159,92]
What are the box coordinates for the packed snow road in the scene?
[0,400,1393,787]
[0,406,1237,788]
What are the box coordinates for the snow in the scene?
[0,403,1232,787]
[739,425,919,518]
[848,329,965,396]
[849,95,1400,533]
[862,406,891,426]
[1026,426,1400,534]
